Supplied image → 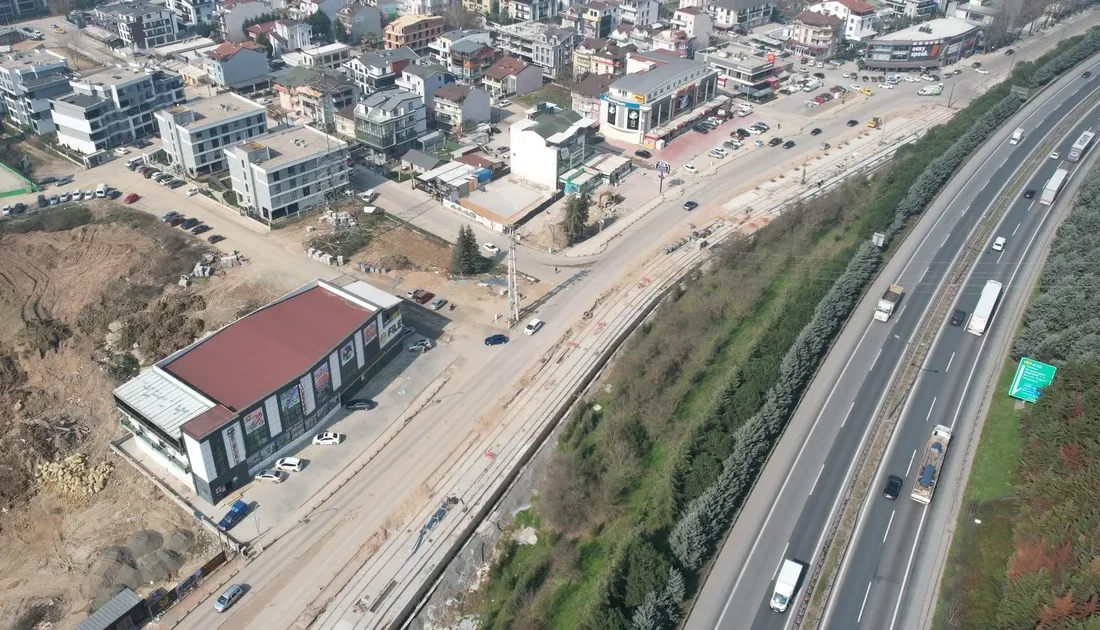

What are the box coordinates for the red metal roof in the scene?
[166,286,375,415]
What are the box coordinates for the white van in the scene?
[524,318,544,335]
[770,559,804,613]
[95,183,108,198]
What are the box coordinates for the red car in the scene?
[166,216,185,227]
[123,193,139,204]
[414,291,435,304]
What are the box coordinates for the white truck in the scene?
[874,284,904,322]
[911,425,953,504]
[966,279,1003,336]
[1009,127,1025,145]
[802,78,822,92]
[918,84,943,96]
[770,559,804,613]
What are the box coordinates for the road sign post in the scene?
[1008,357,1057,403]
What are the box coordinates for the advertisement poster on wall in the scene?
[222,422,246,469]
[279,386,303,425]
[339,340,355,365]
[606,102,617,125]
[626,109,640,130]
[363,320,378,346]
[673,87,695,117]
[313,363,331,394]
[242,408,265,434]
[378,311,404,349]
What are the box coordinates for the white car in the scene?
[274,457,304,472]
[186,187,199,196]
[497,99,512,107]
[483,242,501,254]
[254,470,287,483]
[524,318,544,335]
[975,68,989,75]
[880,83,895,89]
[747,126,764,135]
[683,164,698,173]
[312,432,342,446]
[992,236,1006,252]
[358,189,377,203]
[905,76,919,83]
[708,148,727,158]
[114,147,130,156]
[1050,151,1060,160]
[849,84,861,91]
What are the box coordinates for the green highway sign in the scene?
[1008,358,1058,403]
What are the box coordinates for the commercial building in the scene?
[510,102,593,191]
[806,0,877,41]
[283,43,354,71]
[274,66,358,126]
[343,88,427,163]
[492,22,579,80]
[113,279,405,505]
[335,2,383,42]
[708,0,776,30]
[862,18,982,70]
[225,125,350,223]
[599,54,720,146]
[481,56,542,97]
[433,83,491,132]
[92,1,184,50]
[428,29,492,66]
[618,0,659,26]
[384,15,445,56]
[785,11,843,60]
[155,92,268,177]
[0,0,45,24]
[342,47,420,94]
[51,67,185,161]
[166,0,218,25]
[216,0,271,43]
[571,72,614,120]
[0,50,71,135]
[560,2,621,40]
[203,40,270,88]
[696,41,786,97]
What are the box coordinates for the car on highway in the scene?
[485,333,509,346]
[313,432,344,445]
[409,338,433,352]
[524,318,544,335]
[254,469,287,483]
[274,457,304,472]
[783,140,796,149]
[950,308,966,327]
[1024,189,1036,199]
[684,164,698,173]
[429,297,447,310]
[992,236,1006,252]
[216,499,250,530]
[214,584,246,613]
[847,119,859,127]
[414,291,435,304]
[344,398,377,410]
[1050,151,1060,160]
[634,149,652,158]
[483,243,501,255]
[683,200,698,211]
[207,234,225,244]
[1085,71,1093,79]
[810,128,822,135]
[882,475,904,500]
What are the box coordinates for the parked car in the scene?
[56,175,73,186]
[708,148,727,159]
[161,211,180,221]
[207,234,225,244]
[169,180,186,189]
[882,475,904,500]
[683,164,697,173]
[769,137,783,147]
[114,147,130,156]
[313,432,344,445]
[692,125,710,134]
[634,149,652,159]
[783,140,796,149]
[186,187,199,196]
[167,217,186,227]
[950,309,966,327]
[214,584,245,613]
[429,297,447,310]
[408,338,433,352]
[216,499,250,530]
[497,99,512,107]
[58,192,70,203]
[48,195,59,205]
[254,470,286,483]
[406,288,424,300]
[1004,48,1015,55]
[810,128,822,136]
[847,119,859,127]
[180,218,200,230]
[274,457,304,472]
[414,291,435,304]
[683,200,698,211]
[358,189,378,203]
[483,242,501,255]
[524,318,544,335]
[37,194,47,207]
[735,128,750,138]
[344,399,376,411]
[485,334,509,346]
[191,224,212,235]
[38,176,57,186]
[107,189,121,200]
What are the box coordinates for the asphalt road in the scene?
[684,60,1100,630]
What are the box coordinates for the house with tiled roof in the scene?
[432,83,491,132]
[806,0,877,41]
[785,10,843,59]
[203,40,269,87]
[481,56,541,98]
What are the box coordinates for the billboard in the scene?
[339,340,355,365]
[313,362,331,393]
[221,422,246,468]
[242,407,265,435]
[606,102,618,125]
[363,320,378,346]
[626,108,640,130]
[378,310,403,349]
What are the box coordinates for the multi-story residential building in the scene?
[696,41,783,94]
[343,88,427,163]
[51,67,185,160]
[590,41,634,75]
[481,56,542,97]
[650,28,694,57]
[510,102,594,191]
[571,73,613,120]
[166,0,217,25]
[273,19,314,51]
[0,0,46,25]
[429,29,492,66]
[399,0,458,15]
[573,38,607,77]
[432,83,490,132]
[807,0,877,41]
[600,55,719,145]
[275,66,358,126]
[506,0,556,22]
[493,22,579,80]
[342,47,420,94]
[283,42,354,70]
[461,0,492,15]
[0,51,71,135]
[395,62,450,118]
[155,92,268,176]
[561,2,621,40]
[384,15,444,55]
[336,2,383,42]
[217,0,271,43]
[785,10,842,59]
[447,40,499,83]
[618,0,658,26]
[204,41,270,88]
[673,7,712,40]
[93,1,183,50]
[708,0,776,30]
[225,125,350,223]
[883,0,937,19]
[291,0,347,21]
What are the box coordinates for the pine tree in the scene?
[451,225,481,275]
[669,507,708,571]
[333,18,348,43]
[631,591,663,630]
[560,192,590,245]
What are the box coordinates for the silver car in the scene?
[214,584,245,613]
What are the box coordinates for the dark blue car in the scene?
[217,499,250,531]
[484,334,508,346]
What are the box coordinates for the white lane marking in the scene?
[924,396,937,423]
[942,233,951,247]
[905,449,917,476]
[888,504,929,630]
[870,348,882,370]
[716,323,875,628]
[883,510,896,543]
[1012,222,1021,236]
[997,250,1006,264]
[945,351,955,373]
[897,303,906,318]
[810,463,826,496]
[858,581,873,623]
[841,402,855,428]
[920,267,928,283]
[774,542,790,580]
[961,204,969,216]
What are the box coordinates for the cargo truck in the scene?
[1040,169,1069,205]
[911,425,952,504]
[966,279,1003,336]
[1009,127,1024,145]
[770,559,804,612]
[1068,129,1095,162]
[874,284,903,322]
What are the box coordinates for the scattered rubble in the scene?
[34,454,112,498]
[511,526,538,546]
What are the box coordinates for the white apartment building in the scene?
[618,0,658,26]
[0,50,71,134]
[509,102,593,191]
[399,0,458,15]
[708,0,776,30]
[428,29,492,66]
[672,7,712,40]
[343,47,420,94]
[225,125,350,223]
[156,92,268,177]
[807,0,877,41]
[506,0,557,23]
[93,1,183,50]
[492,22,579,80]
[283,43,354,70]
[50,67,185,162]
[166,0,218,25]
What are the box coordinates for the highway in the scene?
[684,58,1100,630]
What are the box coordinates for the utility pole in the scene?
[506,229,520,327]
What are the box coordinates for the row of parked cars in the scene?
[35,182,120,208]
[162,210,225,243]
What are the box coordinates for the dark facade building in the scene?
[114,280,406,504]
